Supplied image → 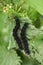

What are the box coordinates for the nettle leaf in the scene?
[26,23,43,39]
[26,25,39,39]
[31,39,43,65]
[0,12,10,46]
[22,57,40,65]
[29,0,43,15]
[26,25,43,64]
[16,49,40,65]
[0,46,21,65]
[0,12,17,48]
[29,34,43,64]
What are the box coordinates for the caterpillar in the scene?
[21,23,30,54]
[13,16,23,50]
[13,16,30,55]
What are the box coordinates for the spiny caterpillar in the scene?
[13,16,23,50]
[13,16,30,55]
[21,23,30,54]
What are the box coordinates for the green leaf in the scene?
[22,58,40,65]
[16,49,40,65]
[0,12,18,48]
[27,7,38,21]
[0,46,21,65]
[26,25,43,64]
[29,35,43,64]
[29,0,43,15]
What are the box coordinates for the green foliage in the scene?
[0,46,21,65]
[29,0,43,15]
[0,0,43,65]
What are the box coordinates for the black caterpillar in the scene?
[21,23,30,54]
[13,16,23,50]
[13,16,30,55]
